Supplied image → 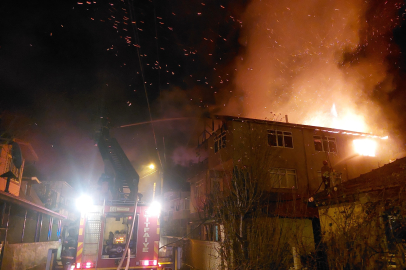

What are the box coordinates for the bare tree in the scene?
[318,192,406,269]
[192,126,317,270]
[189,122,406,270]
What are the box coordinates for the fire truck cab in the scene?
[73,199,161,270]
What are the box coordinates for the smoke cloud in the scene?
[222,0,403,134]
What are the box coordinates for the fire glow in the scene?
[305,104,368,133]
[353,139,377,157]
[225,0,401,136]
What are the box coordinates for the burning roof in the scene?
[214,115,388,140]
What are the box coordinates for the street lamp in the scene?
[140,164,158,180]
[139,163,163,201]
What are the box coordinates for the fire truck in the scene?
[72,200,161,269]
[68,119,169,270]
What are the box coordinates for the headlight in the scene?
[76,194,93,213]
[147,201,161,217]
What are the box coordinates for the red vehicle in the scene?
[70,119,167,269]
[72,200,161,270]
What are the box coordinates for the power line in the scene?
[119,117,193,128]
[152,0,162,114]
[127,0,163,170]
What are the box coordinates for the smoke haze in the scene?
[223,0,403,134]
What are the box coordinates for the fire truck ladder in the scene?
[98,137,139,199]
[82,206,103,269]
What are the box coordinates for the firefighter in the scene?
[321,160,331,190]
[61,227,78,270]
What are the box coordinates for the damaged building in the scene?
[162,115,398,269]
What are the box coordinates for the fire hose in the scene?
[116,194,138,270]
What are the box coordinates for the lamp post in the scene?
[152,171,164,201]
[139,164,159,201]
[139,163,164,201]
[149,164,163,201]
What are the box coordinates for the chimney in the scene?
[285,115,289,123]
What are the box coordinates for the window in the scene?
[214,131,226,153]
[270,168,297,188]
[102,215,136,257]
[313,136,337,153]
[268,130,293,148]
[210,171,224,194]
[194,181,203,200]
[214,224,220,242]
[211,178,223,194]
[383,212,406,252]
[201,224,221,242]
[184,199,190,210]
[175,202,180,211]
[194,185,199,199]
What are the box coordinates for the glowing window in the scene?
[353,139,376,157]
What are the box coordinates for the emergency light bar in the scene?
[140,260,158,266]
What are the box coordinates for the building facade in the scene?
[34,180,77,220]
[0,139,66,270]
[312,157,406,268]
[189,116,391,211]
[182,115,393,269]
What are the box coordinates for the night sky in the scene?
[1,0,406,193]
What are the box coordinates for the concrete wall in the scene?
[317,201,393,268]
[185,239,221,270]
[2,241,61,270]
[182,219,314,270]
